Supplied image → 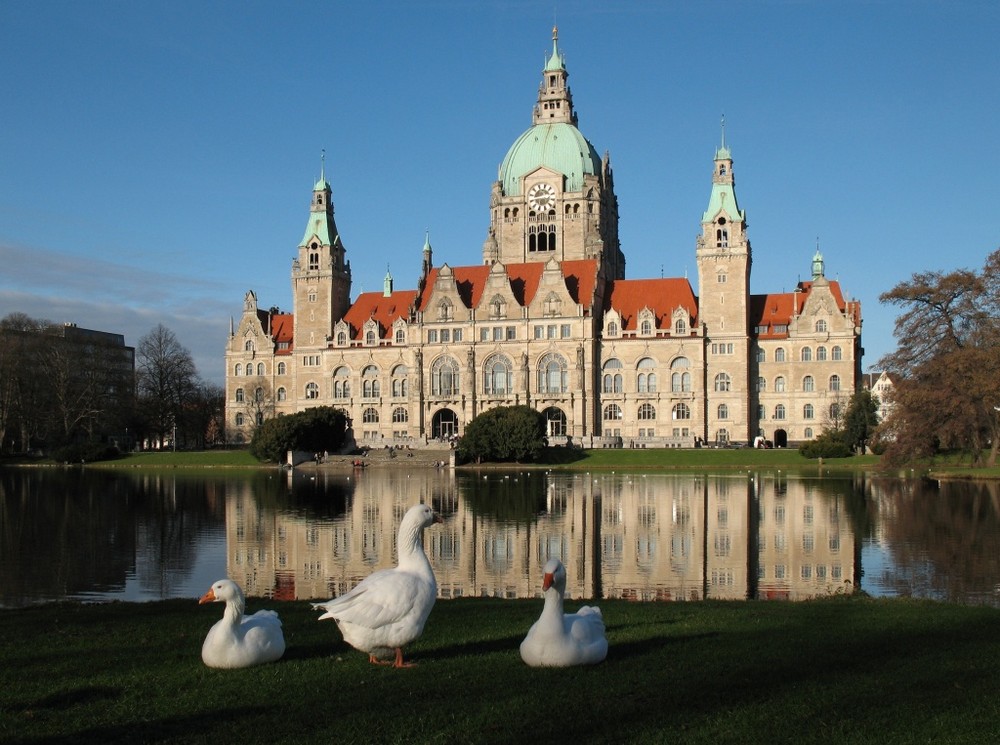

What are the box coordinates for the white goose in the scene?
[520,558,608,667]
[198,579,285,669]
[312,503,442,667]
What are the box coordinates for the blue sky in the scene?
[2,1,997,385]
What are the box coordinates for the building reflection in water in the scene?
[225,469,857,603]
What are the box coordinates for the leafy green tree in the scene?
[457,405,546,463]
[250,406,348,463]
[843,388,880,454]
[798,430,853,459]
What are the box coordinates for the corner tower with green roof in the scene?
[292,164,352,350]
[696,123,753,442]
[485,27,624,280]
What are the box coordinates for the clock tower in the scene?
[485,28,624,279]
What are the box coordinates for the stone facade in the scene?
[225,29,862,450]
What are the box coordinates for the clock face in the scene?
[528,182,556,212]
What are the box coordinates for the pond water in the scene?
[2,466,999,608]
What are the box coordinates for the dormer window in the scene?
[674,318,687,335]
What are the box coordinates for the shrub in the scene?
[457,405,546,463]
[53,440,122,463]
[799,430,853,459]
[250,407,348,463]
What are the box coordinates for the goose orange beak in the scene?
[542,572,554,591]
[198,588,216,604]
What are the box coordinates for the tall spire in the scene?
[533,27,576,126]
[716,115,731,160]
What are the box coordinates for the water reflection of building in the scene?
[224,470,855,603]
[756,475,856,600]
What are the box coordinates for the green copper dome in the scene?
[499,122,601,196]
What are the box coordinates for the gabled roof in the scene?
[604,278,698,330]
[750,279,858,338]
[416,259,599,312]
[342,290,418,338]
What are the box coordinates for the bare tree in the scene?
[136,324,197,449]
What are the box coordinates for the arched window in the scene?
[431,356,459,396]
[775,347,786,363]
[637,357,657,393]
[528,222,557,252]
[276,387,286,402]
[674,318,687,335]
[484,354,513,395]
[337,331,347,346]
[362,407,379,423]
[257,362,265,376]
[305,382,319,399]
[254,387,263,402]
[817,346,827,361]
[333,366,350,399]
[602,358,623,394]
[757,376,766,392]
[829,403,841,420]
[671,357,691,392]
[235,388,245,403]
[606,321,619,337]
[816,320,828,333]
[638,403,656,420]
[234,364,242,376]
[235,412,245,426]
[640,319,652,335]
[801,347,812,362]
[832,346,843,361]
[537,353,568,394]
[246,365,254,376]
[829,374,841,392]
[775,376,786,393]
[672,403,691,420]
[803,404,814,419]
[774,404,786,420]
[757,348,766,363]
[392,407,408,423]
[365,329,376,346]
[395,328,406,345]
[714,372,731,392]
[804,427,814,439]
[803,376,814,392]
[604,403,623,421]
[362,365,380,398]
[277,362,286,375]
[757,404,766,420]
[717,404,729,420]
[244,340,254,352]
[391,365,408,398]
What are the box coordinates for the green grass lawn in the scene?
[3,596,999,744]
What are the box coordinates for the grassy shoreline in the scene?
[6,447,1000,480]
[3,595,999,743]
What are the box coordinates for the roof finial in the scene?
[720,115,726,150]
[320,149,326,182]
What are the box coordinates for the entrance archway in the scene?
[432,408,459,440]
[542,406,567,438]
[774,429,788,448]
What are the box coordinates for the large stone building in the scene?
[226,29,862,449]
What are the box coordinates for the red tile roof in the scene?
[750,280,859,338]
[342,290,419,338]
[267,313,294,353]
[416,259,599,313]
[604,278,698,330]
